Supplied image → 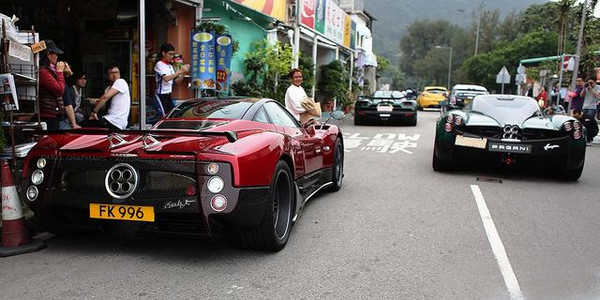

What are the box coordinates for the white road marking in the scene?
[470,185,524,300]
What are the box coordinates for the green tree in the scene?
[461,30,559,89]
[317,60,351,107]
[399,20,456,76]
[231,39,293,102]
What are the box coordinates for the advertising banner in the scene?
[315,0,326,34]
[324,0,345,45]
[233,0,286,21]
[300,0,316,29]
[350,20,356,49]
[343,15,352,48]
[190,31,216,90]
[215,34,233,93]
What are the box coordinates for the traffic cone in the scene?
[0,161,45,257]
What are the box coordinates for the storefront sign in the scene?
[325,1,345,45]
[0,73,19,111]
[190,31,216,90]
[233,0,287,21]
[30,41,46,54]
[343,15,352,48]
[350,21,356,49]
[315,0,326,34]
[300,0,316,29]
[9,42,31,62]
[215,34,233,93]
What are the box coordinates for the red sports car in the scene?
[23,98,345,251]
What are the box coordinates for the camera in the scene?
[584,83,589,88]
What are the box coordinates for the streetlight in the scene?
[436,45,452,89]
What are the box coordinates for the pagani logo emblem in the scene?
[502,125,521,139]
[544,143,560,151]
[105,163,138,199]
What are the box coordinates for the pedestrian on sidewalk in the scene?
[154,43,190,117]
[569,77,585,115]
[38,40,72,130]
[581,77,600,119]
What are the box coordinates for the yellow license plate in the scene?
[89,203,155,222]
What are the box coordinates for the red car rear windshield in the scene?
[169,100,253,119]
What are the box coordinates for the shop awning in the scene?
[209,0,278,30]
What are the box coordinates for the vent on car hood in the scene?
[154,120,227,131]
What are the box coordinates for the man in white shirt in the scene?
[581,77,600,119]
[80,64,130,130]
[155,43,189,116]
[285,68,307,121]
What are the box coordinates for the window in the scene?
[264,102,299,128]
[169,100,253,119]
[253,107,270,124]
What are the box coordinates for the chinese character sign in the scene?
[215,34,233,93]
[315,0,327,34]
[190,31,216,90]
[325,1,345,45]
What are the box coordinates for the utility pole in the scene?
[475,9,481,55]
[567,0,588,112]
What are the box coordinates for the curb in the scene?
[0,238,46,257]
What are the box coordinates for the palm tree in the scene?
[555,0,575,59]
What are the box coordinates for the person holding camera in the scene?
[581,77,600,119]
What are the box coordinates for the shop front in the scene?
[2,0,201,126]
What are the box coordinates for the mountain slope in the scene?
[366,0,547,61]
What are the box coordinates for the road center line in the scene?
[470,184,524,300]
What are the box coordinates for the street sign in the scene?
[496,66,510,84]
[566,57,575,72]
[517,64,526,75]
[497,66,511,94]
[515,74,525,85]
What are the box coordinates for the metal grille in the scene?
[521,129,567,140]
[56,158,196,200]
[136,171,196,199]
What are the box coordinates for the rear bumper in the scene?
[420,99,445,108]
[32,186,271,238]
[355,109,416,123]
[435,132,585,170]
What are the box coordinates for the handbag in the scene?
[299,97,321,125]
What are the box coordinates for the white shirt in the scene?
[103,78,131,130]
[582,85,600,109]
[154,60,175,94]
[285,84,307,121]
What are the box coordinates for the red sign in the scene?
[562,55,570,70]
[300,0,316,29]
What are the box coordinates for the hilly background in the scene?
[366,0,548,62]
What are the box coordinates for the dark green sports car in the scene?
[354,91,418,126]
[433,94,586,180]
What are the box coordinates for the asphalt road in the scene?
[3,110,600,300]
